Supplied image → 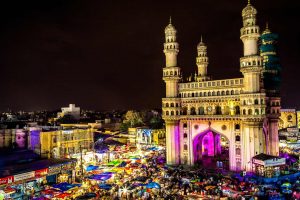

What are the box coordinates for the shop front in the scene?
[253,153,286,178]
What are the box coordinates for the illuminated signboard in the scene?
[14,171,35,182]
[0,176,13,185]
[35,168,48,178]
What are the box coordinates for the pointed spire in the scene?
[201,35,203,43]
[248,0,251,5]
[169,16,172,24]
[263,21,271,34]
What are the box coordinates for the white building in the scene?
[58,104,80,120]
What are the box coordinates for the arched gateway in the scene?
[162,1,281,172]
[193,128,230,170]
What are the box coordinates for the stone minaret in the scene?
[162,17,181,165]
[196,36,210,81]
[240,0,263,93]
[240,1,266,171]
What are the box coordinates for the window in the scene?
[184,133,187,138]
[236,148,241,155]
[182,107,187,115]
[248,109,253,115]
[235,135,240,142]
[183,123,187,128]
[190,107,196,115]
[235,124,240,130]
[184,144,188,150]
[235,106,240,115]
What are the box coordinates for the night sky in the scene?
[0,0,299,112]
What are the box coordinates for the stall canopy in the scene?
[117,161,127,167]
[88,172,114,181]
[86,165,99,172]
[52,182,81,192]
[146,182,160,189]
[98,184,112,190]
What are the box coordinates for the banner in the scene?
[35,168,48,178]
[0,176,13,185]
[14,171,35,182]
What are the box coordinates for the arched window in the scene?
[170,71,173,75]
[176,111,179,115]
[215,106,222,115]
[235,124,240,130]
[182,107,187,115]
[226,91,230,95]
[166,111,169,115]
[217,91,220,96]
[204,92,207,96]
[192,93,194,97]
[231,90,234,95]
[190,107,196,115]
[248,109,253,115]
[208,92,211,96]
[184,133,187,138]
[243,109,246,115]
[254,99,259,105]
[166,103,169,107]
[170,103,174,107]
[212,91,216,96]
[235,135,240,142]
[255,109,259,115]
[174,71,177,75]
[243,100,246,105]
[236,148,241,155]
[183,123,187,128]
[235,106,240,115]
[198,107,205,115]
[171,111,174,115]
[184,145,188,150]
[199,92,202,97]
[221,91,225,95]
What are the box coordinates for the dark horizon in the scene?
[0,0,299,112]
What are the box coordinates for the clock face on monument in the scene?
[207,106,212,112]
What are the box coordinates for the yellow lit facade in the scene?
[40,128,94,159]
[162,2,280,171]
[278,109,297,130]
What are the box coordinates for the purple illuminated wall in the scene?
[193,130,223,162]
[30,130,41,151]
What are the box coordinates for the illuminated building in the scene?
[128,127,166,145]
[40,128,93,159]
[279,109,297,130]
[162,1,281,171]
[57,104,80,120]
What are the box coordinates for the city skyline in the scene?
[0,0,299,111]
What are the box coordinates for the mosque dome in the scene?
[164,23,176,33]
[242,1,257,17]
[197,36,206,49]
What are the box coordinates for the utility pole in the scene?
[80,145,84,178]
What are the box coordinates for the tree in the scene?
[56,114,78,124]
[123,110,144,127]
